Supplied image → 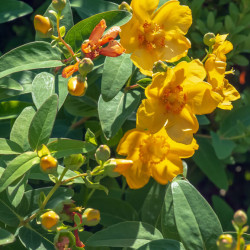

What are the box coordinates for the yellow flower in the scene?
[120,0,192,76]
[205,34,240,110]
[137,60,222,144]
[116,127,198,189]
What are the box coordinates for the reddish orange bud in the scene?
[100,40,125,57]
[40,155,58,174]
[67,75,88,96]
[62,62,79,78]
[34,15,52,36]
[40,211,59,230]
[89,19,107,44]
[100,26,121,46]
[239,70,246,85]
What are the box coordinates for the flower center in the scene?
[161,85,187,114]
[138,21,165,50]
[139,135,169,164]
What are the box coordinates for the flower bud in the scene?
[152,60,168,73]
[78,58,94,77]
[82,208,100,226]
[203,32,216,47]
[63,154,86,171]
[95,145,110,163]
[40,155,58,174]
[233,210,247,227]
[104,158,133,177]
[118,2,133,13]
[216,234,235,250]
[34,15,53,38]
[40,211,60,230]
[67,75,88,96]
[52,0,66,11]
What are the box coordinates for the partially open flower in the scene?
[67,75,88,96]
[82,208,100,226]
[40,211,60,231]
[81,19,125,60]
[40,155,58,174]
[34,15,53,37]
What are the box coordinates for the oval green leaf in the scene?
[0,228,15,246]
[0,138,24,155]
[28,94,58,150]
[101,53,133,101]
[65,10,132,52]
[0,42,63,79]
[137,239,185,250]
[32,72,55,109]
[86,221,163,248]
[98,90,141,139]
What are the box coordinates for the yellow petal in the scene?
[120,16,141,54]
[136,99,167,133]
[131,0,159,22]
[185,81,222,114]
[151,155,183,185]
[165,107,199,144]
[117,129,148,156]
[152,0,192,34]
[213,34,233,61]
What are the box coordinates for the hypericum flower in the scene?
[34,15,53,37]
[120,0,192,76]
[137,60,222,144]
[116,127,198,189]
[40,211,60,230]
[205,34,240,110]
[81,19,125,60]
[67,75,88,96]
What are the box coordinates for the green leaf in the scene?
[55,75,68,109]
[225,15,235,33]
[141,182,167,227]
[85,129,98,146]
[211,131,236,159]
[0,77,23,90]
[88,197,138,227]
[193,137,228,189]
[168,180,222,250]
[0,228,15,246]
[101,53,133,101]
[71,0,118,18]
[212,195,234,231]
[7,173,29,207]
[32,72,55,109]
[0,0,33,24]
[0,42,63,79]
[47,138,96,159]
[220,105,250,137]
[207,12,215,30]
[86,221,163,248]
[64,95,98,117]
[98,90,141,138]
[10,106,36,151]
[28,94,58,150]
[137,239,185,250]
[197,115,210,125]
[0,101,31,120]
[65,10,132,52]
[0,152,39,193]
[232,54,249,66]
[0,138,24,155]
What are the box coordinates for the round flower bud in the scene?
[203,32,216,47]
[40,211,60,230]
[233,210,247,227]
[78,58,94,77]
[40,155,58,174]
[52,0,66,11]
[63,154,86,171]
[118,2,133,13]
[152,60,168,73]
[67,75,88,96]
[34,15,53,37]
[216,234,235,250]
[95,145,110,163]
[82,208,100,226]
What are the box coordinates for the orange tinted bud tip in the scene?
[67,75,88,96]
[34,15,53,36]
[40,211,60,230]
[40,155,58,174]
[82,208,100,226]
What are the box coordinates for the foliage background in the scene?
[0,0,250,248]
